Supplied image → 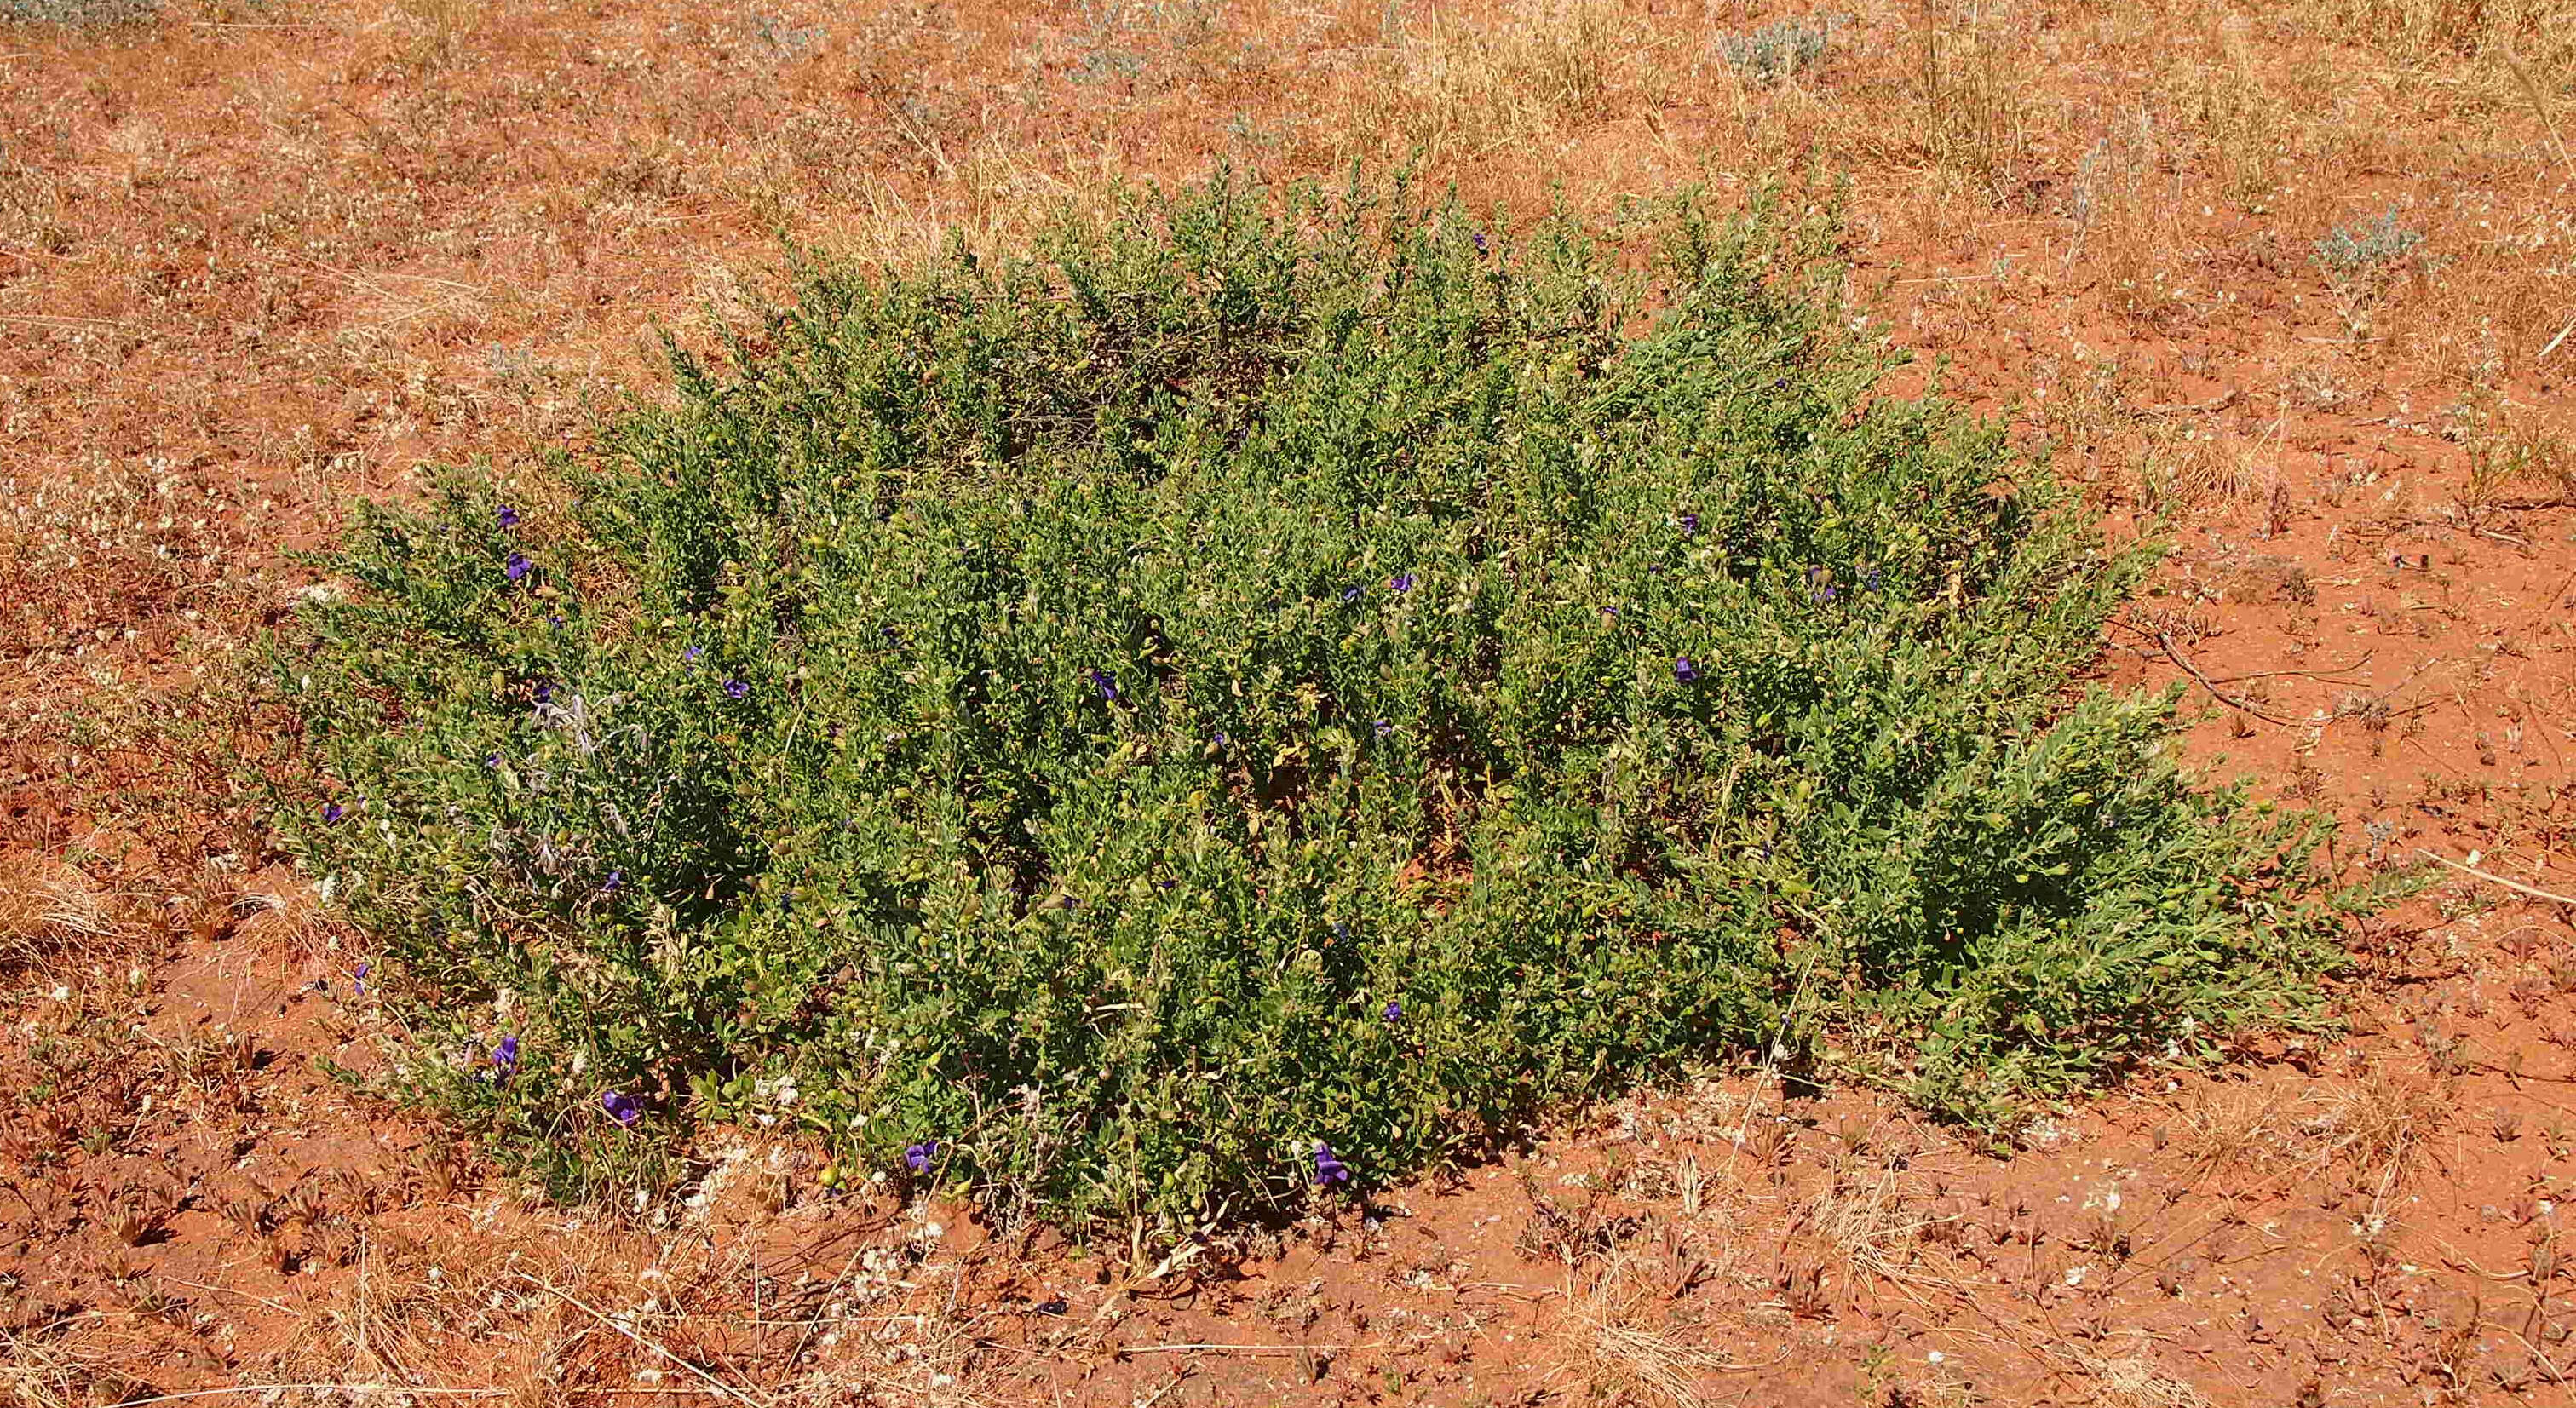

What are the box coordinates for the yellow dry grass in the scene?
[0,853,115,976]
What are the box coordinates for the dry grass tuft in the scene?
[2178,1067,2452,1194]
[0,853,117,976]
[2300,1066,2452,1191]
[2294,0,2568,68]
[1908,13,2038,204]
[1360,0,1654,160]
[2084,1353,2217,1408]
[1549,1249,1739,1408]
[0,1316,158,1408]
[2140,420,2264,515]
[1803,1164,1941,1284]
[390,0,481,72]
[233,1215,1011,1405]
[230,870,342,958]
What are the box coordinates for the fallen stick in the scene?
[2156,633,2301,727]
[2415,850,2576,908]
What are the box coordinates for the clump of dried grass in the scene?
[1359,0,1650,159]
[389,0,481,72]
[2181,1064,2451,1203]
[2301,1066,2450,1190]
[2083,1353,2217,1408]
[236,1210,1008,1407]
[2294,0,2566,67]
[1547,1249,1739,1408]
[229,867,343,960]
[1803,1164,1942,1285]
[0,853,117,977]
[0,1315,158,1408]
[2138,420,2265,516]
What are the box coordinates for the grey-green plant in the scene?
[2313,207,2424,284]
[1720,16,1834,86]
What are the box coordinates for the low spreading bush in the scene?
[277,174,2362,1226]
[2313,207,2425,284]
[1719,16,1835,86]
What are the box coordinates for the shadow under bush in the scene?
[275,173,2366,1226]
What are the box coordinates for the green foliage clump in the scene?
[2313,207,2424,283]
[278,174,2355,1226]
[1719,16,1834,85]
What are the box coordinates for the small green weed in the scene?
[1720,16,1834,86]
[277,172,2361,1228]
[2312,207,2424,284]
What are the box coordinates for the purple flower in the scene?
[1472,230,1488,254]
[532,681,553,704]
[497,505,520,529]
[1341,586,1362,604]
[602,1090,640,1127]
[548,613,566,630]
[1865,566,1882,592]
[1678,512,1699,537]
[504,551,533,583]
[484,752,502,769]
[1374,719,1392,738]
[683,645,704,665]
[1389,572,1417,594]
[1383,999,1402,1024]
[1674,657,1699,683]
[322,802,344,824]
[723,677,750,700]
[1089,669,1118,703]
[905,1141,940,1173]
[601,871,624,894]
[1314,1141,1351,1187]
[492,1034,519,1076]
[354,961,370,997]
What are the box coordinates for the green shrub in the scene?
[276,173,2358,1227]
[2313,207,2424,284]
[1719,16,1835,86]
